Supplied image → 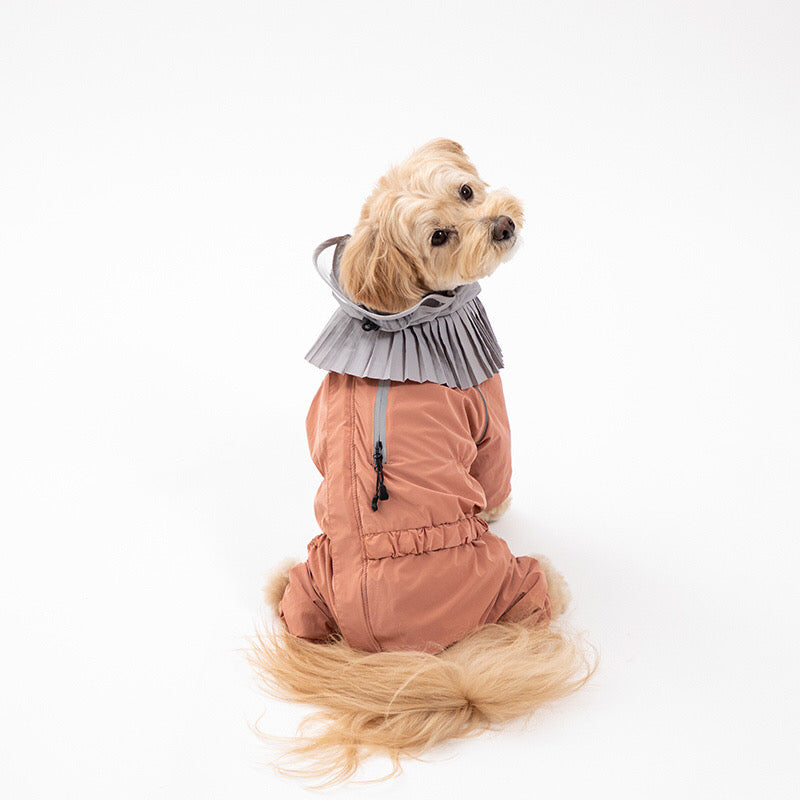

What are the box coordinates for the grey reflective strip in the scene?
[475,386,489,445]
[374,379,391,462]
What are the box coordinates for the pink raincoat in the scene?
[278,371,551,654]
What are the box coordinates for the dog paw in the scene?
[534,554,572,618]
[477,495,512,523]
[262,559,298,616]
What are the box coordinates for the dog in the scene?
[249,139,593,785]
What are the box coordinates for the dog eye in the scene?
[431,230,449,246]
[459,184,473,201]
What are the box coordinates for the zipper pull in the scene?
[371,440,389,511]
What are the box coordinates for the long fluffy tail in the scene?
[247,609,596,786]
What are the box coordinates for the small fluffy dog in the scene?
[250,139,593,785]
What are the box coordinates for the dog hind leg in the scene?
[262,559,297,616]
[277,561,339,643]
[533,554,572,618]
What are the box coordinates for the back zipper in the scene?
[371,379,391,511]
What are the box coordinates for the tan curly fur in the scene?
[248,613,595,787]
[262,559,297,617]
[477,494,513,523]
[534,554,573,618]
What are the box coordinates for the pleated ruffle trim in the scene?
[305,236,504,389]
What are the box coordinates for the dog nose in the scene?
[491,216,515,241]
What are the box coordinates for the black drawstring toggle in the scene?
[361,317,379,332]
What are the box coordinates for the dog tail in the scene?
[247,611,595,786]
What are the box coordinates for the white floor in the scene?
[2,3,798,798]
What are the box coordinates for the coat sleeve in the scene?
[466,373,512,511]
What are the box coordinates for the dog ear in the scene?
[417,138,465,156]
[339,224,427,313]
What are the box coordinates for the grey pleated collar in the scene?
[305,235,504,389]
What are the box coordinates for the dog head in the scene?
[339,138,524,313]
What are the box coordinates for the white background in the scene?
[2,1,798,798]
